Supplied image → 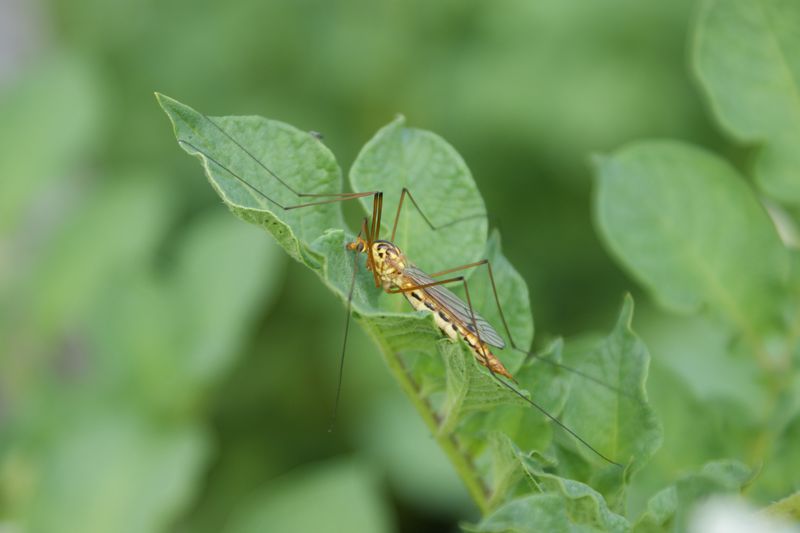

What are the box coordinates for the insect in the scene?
[173,110,624,468]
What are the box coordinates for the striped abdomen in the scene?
[396,276,513,380]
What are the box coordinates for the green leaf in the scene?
[693,0,800,205]
[27,412,208,533]
[559,296,662,507]
[484,340,571,465]
[764,490,800,522]
[633,460,751,533]
[469,231,535,373]
[466,469,630,533]
[593,141,787,331]
[755,401,800,502]
[0,185,284,531]
[167,212,287,388]
[224,459,393,533]
[86,211,285,413]
[440,339,530,434]
[0,54,99,233]
[157,92,343,264]
[350,115,488,276]
[638,313,767,420]
[5,177,174,343]
[157,95,659,515]
[486,433,542,509]
[625,358,756,517]
[356,395,472,514]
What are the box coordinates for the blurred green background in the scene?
[0,0,744,531]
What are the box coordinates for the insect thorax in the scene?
[371,240,408,281]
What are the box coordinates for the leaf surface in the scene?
[594,141,786,331]
[158,95,660,518]
[694,0,800,204]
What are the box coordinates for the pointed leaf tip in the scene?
[616,293,635,330]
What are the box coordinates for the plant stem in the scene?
[365,323,491,515]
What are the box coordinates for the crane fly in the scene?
[346,192,513,380]
[173,110,625,468]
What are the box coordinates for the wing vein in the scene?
[403,265,506,349]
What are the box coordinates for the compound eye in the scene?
[357,242,365,252]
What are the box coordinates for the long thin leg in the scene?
[365,193,384,289]
[202,114,359,199]
[178,140,379,211]
[388,274,621,467]
[182,135,392,291]
[425,259,634,399]
[202,116,481,226]
[390,187,487,242]
[329,232,363,432]
[373,192,384,242]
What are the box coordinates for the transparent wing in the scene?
[403,265,506,349]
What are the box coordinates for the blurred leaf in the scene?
[0,177,175,434]
[0,54,99,233]
[27,411,207,533]
[755,400,800,502]
[764,491,800,522]
[224,459,394,533]
[1,178,283,530]
[87,210,285,414]
[168,211,286,388]
[633,460,751,533]
[638,312,767,419]
[21,177,173,338]
[593,141,787,331]
[357,394,472,515]
[693,0,800,205]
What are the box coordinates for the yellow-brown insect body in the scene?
[362,240,513,380]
